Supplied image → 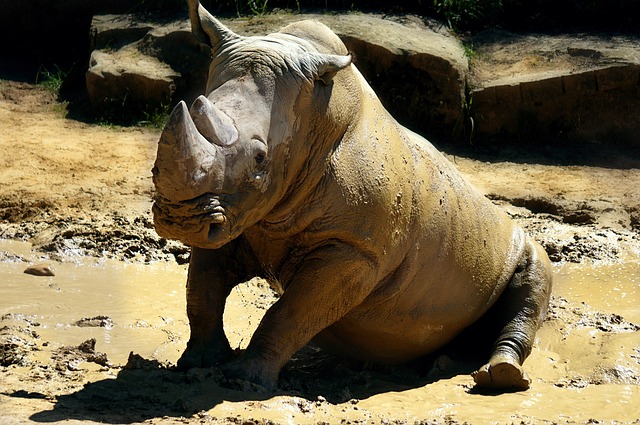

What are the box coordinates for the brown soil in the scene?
[1,80,639,424]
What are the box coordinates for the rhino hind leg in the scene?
[472,238,552,391]
[471,352,530,390]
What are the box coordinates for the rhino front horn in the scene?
[153,101,221,202]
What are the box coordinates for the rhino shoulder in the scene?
[278,20,349,56]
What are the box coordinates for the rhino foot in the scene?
[220,356,278,393]
[471,355,530,391]
[175,342,234,371]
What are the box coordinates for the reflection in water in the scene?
[1,239,639,424]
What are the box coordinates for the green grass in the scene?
[138,104,171,129]
[247,0,270,15]
[31,66,70,117]
[433,0,503,31]
[36,65,66,94]
[89,91,170,130]
[462,40,476,59]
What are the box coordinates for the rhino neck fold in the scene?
[261,125,350,233]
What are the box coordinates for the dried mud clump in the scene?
[1,210,190,264]
[547,296,640,335]
[74,316,113,328]
[52,338,110,371]
[1,335,32,366]
[122,352,166,371]
[0,314,41,367]
[488,194,637,263]
[540,233,621,263]
[0,198,57,223]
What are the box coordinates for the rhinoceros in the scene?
[152,0,552,391]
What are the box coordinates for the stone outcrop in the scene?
[87,13,467,142]
[87,15,210,114]
[468,31,640,148]
[86,13,640,148]
[472,65,640,147]
[228,14,468,143]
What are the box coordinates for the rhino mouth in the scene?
[152,193,231,246]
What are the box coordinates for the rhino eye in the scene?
[255,152,266,165]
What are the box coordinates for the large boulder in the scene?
[86,48,179,112]
[468,31,640,148]
[86,15,211,117]
[228,14,468,143]
[87,13,468,141]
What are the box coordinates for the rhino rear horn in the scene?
[190,95,238,147]
[188,0,240,48]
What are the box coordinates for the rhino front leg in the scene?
[220,243,376,391]
[472,239,552,390]
[177,242,257,370]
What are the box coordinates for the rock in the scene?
[123,352,164,371]
[86,14,211,115]
[0,335,29,366]
[471,64,640,147]
[86,13,640,148]
[23,263,55,277]
[468,31,640,148]
[86,47,179,111]
[52,338,110,371]
[333,14,467,143]
[89,14,155,52]
[87,13,468,142]
[74,316,113,328]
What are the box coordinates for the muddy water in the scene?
[554,260,640,323]
[1,240,639,424]
[0,240,191,365]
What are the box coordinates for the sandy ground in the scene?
[1,81,639,424]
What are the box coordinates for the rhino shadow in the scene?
[27,343,486,424]
[28,363,268,424]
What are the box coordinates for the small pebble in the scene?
[23,263,55,277]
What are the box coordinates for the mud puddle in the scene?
[0,239,189,366]
[1,240,639,424]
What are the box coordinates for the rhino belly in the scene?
[310,238,524,364]
[312,307,466,364]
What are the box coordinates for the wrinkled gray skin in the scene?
[152,0,553,391]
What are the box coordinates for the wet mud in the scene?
[1,240,639,424]
[1,82,639,424]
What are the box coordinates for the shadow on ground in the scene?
[438,138,640,170]
[24,346,484,424]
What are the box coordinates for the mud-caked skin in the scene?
[152,0,553,392]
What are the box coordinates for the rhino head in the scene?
[152,0,353,249]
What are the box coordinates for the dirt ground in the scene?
[1,80,639,424]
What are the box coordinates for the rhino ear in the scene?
[315,53,352,85]
[188,0,240,48]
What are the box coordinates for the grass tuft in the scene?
[36,65,67,94]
